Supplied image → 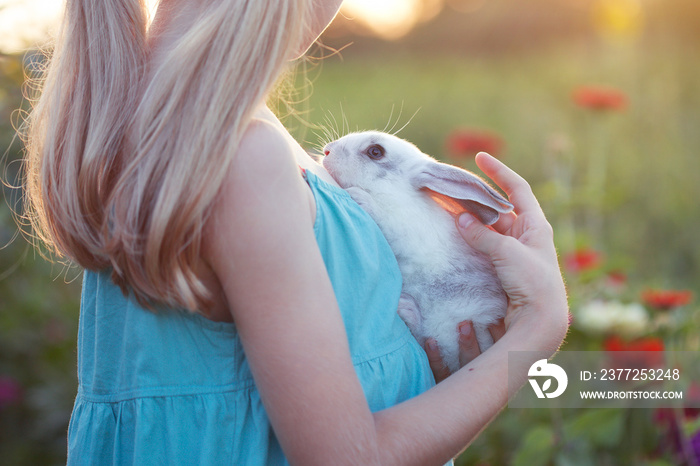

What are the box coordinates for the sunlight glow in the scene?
[341,0,424,40]
[341,0,443,39]
[592,0,643,39]
[0,0,63,53]
[0,0,434,53]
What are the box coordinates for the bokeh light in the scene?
[0,0,441,52]
[340,0,442,39]
[0,0,63,52]
[592,0,644,40]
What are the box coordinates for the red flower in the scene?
[445,128,504,159]
[564,248,603,273]
[641,289,693,311]
[603,335,664,352]
[606,270,627,287]
[572,86,628,111]
[603,335,665,370]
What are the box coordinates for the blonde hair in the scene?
[23,0,312,311]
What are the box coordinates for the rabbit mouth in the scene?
[321,157,340,182]
[320,154,332,172]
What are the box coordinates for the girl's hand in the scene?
[424,152,567,382]
[424,318,506,383]
[456,152,569,347]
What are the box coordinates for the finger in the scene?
[488,318,506,342]
[458,321,482,367]
[457,212,512,259]
[475,152,545,219]
[490,211,516,235]
[424,338,450,383]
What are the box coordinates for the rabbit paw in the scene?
[344,187,376,216]
[397,293,424,343]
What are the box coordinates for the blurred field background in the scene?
[2,0,700,464]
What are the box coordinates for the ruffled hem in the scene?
[68,387,285,466]
[68,333,434,465]
[355,333,435,412]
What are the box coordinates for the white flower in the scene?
[575,300,649,337]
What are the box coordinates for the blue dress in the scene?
[67,169,436,464]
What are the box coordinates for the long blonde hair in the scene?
[23,0,312,311]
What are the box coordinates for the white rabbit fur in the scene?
[322,131,514,372]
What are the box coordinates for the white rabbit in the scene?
[322,131,514,372]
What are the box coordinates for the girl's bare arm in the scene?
[203,121,568,465]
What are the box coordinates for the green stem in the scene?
[585,114,613,247]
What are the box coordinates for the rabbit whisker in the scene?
[392,107,421,137]
[386,102,404,135]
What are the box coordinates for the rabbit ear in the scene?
[412,161,514,225]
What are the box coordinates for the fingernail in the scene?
[427,340,439,352]
[459,322,472,337]
[458,213,474,229]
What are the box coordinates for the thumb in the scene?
[456,213,505,258]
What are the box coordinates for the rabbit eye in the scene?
[365,144,385,160]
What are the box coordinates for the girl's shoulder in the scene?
[201,110,316,275]
[220,112,314,215]
[238,116,298,179]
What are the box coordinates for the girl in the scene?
[23,0,569,464]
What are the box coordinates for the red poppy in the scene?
[445,128,504,159]
[564,248,603,273]
[641,289,693,311]
[606,270,627,288]
[603,335,665,370]
[572,86,628,111]
[603,335,664,352]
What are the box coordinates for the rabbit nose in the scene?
[323,141,337,156]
